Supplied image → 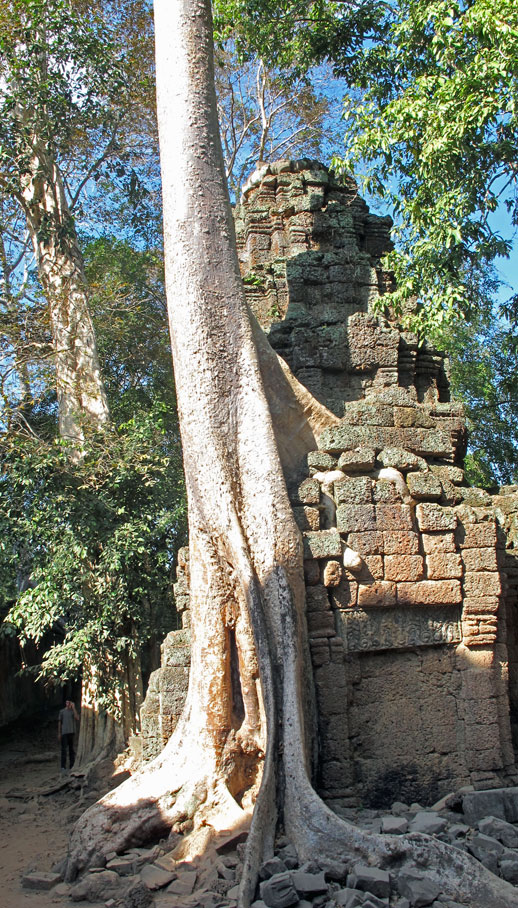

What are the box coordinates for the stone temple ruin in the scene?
[141,161,518,810]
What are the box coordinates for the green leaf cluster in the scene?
[0,410,186,714]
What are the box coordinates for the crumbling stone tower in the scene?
[142,161,518,808]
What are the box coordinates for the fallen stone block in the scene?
[259,870,299,908]
[396,869,441,907]
[462,789,506,824]
[467,832,505,873]
[380,815,408,834]
[292,869,328,896]
[478,815,518,848]
[106,856,137,876]
[70,870,122,902]
[166,870,198,895]
[499,856,518,884]
[259,858,288,880]
[140,864,177,890]
[335,889,367,908]
[409,811,448,835]
[21,871,61,891]
[347,864,391,898]
[124,881,155,908]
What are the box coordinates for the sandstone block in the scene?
[310,639,330,666]
[323,560,342,587]
[330,579,358,609]
[22,872,61,891]
[457,521,497,548]
[463,789,506,824]
[373,479,403,504]
[426,553,463,580]
[292,506,320,531]
[337,447,376,473]
[380,816,408,834]
[406,471,442,500]
[292,871,328,897]
[293,477,320,505]
[307,611,336,636]
[462,597,500,615]
[416,503,457,532]
[307,451,337,473]
[409,811,447,835]
[430,464,464,485]
[463,571,501,597]
[305,585,330,612]
[318,425,377,455]
[382,531,419,555]
[347,864,391,899]
[357,581,396,607]
[303,530,342,559]
[336,504,376,533]
[140,865,178,890]
[384,554,424,582]
[260,858,289,881]
[393,406,417,428]
[377,447,427,471]
[461,547,498,572]
[304,559,321,585]
[397,869,441,907]
[397,579,462,606]
[344,400,394,426]
[478,816,518,848]
[362,555,384,580]
[376,503,413,530]
[458,486,492,506]
[348,531,384,554]
[421,532,456,554]
[335,477,373,504]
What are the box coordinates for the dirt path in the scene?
[0,718,115,908]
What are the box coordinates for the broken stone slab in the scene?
[292,869,328,896]
[380,815,408,834]
[335,890,368,908]
[166,870,198,895]
[140,863,178,890]
[396,869,441,907]
[106,856,138,875]
[467,832,505,873]
[409,811,448,836]
[259,871,299,908]
[478,815,518,848]
[303,529,342,559]
[259,858,288,880]
[70,869,122,902]
[377,448,427,472]
[337,447,376,473]
[462,788,507,824]
[499,856,518,884]
[347,864,391,898]
[21,870,61,891]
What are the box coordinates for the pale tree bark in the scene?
[20,146,109,447]
[18,145,145,766]
[64,2,518,906]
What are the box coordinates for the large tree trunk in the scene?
[20,147,109,447]
[20,145,144,764]
[64,3,518,906]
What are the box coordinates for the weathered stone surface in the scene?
[259,871,299,908]
[376,504,413,530]
[462,789,506,824]
[336,606,461,651]
[409,811,447,835]
[382,531,419,555]
[396,869,441,907]
[467,832,505,872]
[294,478,320,505]
[348,532,384,554]
[70,870,122,902]
[307,451,337,472]
[377,448,427,472]
[292,506,320,531]
[416,503,457,532]
[335,477,373,505]
[259,858,289,881]
[457,521,497,548]
[463,571,501,597]
[347,864,391,898]
[421,532,456,554]
[425,553,463,580]
[397,580,462,606]
[166,871,197,895]
[338,447,377,473]
[499,857,518,884]
[140,864,177,890]
[478,816,518,848]
[384,555,424,582]
[406,472,442,500]
[461,547,498,572]
[323,560,342,586]
[358,581,397,607]
[303,530,342,559]
[337,504,376,533]
[380,816,408,834]
[22,871,61,891]
[292,870,328,896]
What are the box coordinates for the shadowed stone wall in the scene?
[140,161,518,807]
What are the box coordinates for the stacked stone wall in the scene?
[139,161,518,806]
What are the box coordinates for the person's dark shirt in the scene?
[59,707,75,734]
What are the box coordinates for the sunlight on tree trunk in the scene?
[64,3,518,905]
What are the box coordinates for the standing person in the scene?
[58,699,79,773]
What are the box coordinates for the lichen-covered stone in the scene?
[303,530,342,559]
[337,447,376,473]
[377,447,427,472]
[416,503,457,532]
[406,471,442,500]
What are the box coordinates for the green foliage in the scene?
[337,0,518,332]
[0,411,186,713]
[434,313,518,487]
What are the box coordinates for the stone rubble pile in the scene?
[22,786,518,908]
